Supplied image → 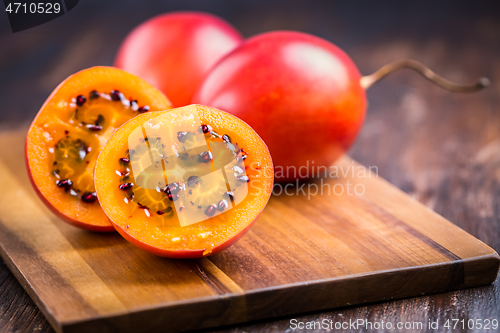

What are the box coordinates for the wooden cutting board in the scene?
[0,128,498,333]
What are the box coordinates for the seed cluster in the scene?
[116,124,249,221]
[52,89,150,204]
[73,89,151,133]
[52,138,97,203]
[164,183,182,201]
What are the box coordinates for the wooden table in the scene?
[1,1,499,332]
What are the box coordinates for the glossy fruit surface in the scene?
[95,104,273,258]
[26,66,172,231]
[193,31,366,182]
[115,11,243,107]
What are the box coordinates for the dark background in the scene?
[1,1,500,332]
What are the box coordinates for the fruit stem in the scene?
[360,59,489,92]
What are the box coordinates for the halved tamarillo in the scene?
[26,66,172,231]
[95,104,273,258]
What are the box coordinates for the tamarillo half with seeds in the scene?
[25,66,172,231]
[94,104,273,258]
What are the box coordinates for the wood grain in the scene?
[0,128,497,333]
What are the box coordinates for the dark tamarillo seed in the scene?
[56,179,73,192]
[119,183,134,190]
[89,90,100,100]
[217,199,229,211]
[167,193,179,201]
[110,90,123,101]
[199,124,212,134]
[164,183,181,195]
[56,179,73,187]
[205,204,217,217]
[177,131,189,143]
[76,95,86,106]
[187,175,200,188]
[199,151,213,163]
[86,124,103,131]
[81,191,97,203]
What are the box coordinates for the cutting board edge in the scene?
[0,241,63,333]
[54,253,500,333]
[1,128,498,333]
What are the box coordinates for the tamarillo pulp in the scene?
[94,104,273,258]
[25,66,172,231]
